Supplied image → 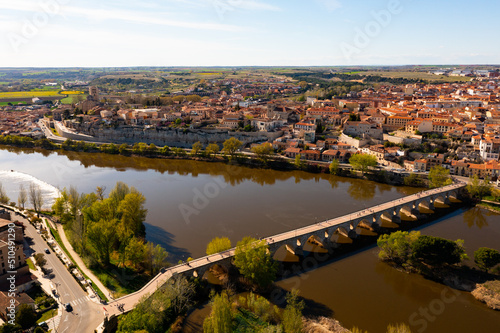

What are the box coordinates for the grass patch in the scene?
[479,202,500,212]
[36,309,57,324]
[0,101,24,106]
[89,263,150,298]
[50,128,60,136]
[234,308,275,331]
[27,257,35,270]
[48,223,109,302]
[61,94,87,104]
[483,196,500,203]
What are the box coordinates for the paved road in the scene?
[17,212,104,333]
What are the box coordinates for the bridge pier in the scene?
[419,198,434,211]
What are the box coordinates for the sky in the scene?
[0,0,499,67]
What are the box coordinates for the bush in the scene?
[474,247,500,272]
[412,236,468,267]
[377,231,420,267]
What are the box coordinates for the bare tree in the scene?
[18,184,27,209]
[0,182,9,205]
[29,183,44,217]
[96,186,106,201]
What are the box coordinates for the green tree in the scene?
[117,295,166,333]
[117,190,147,237]
[87,218,119,265]
[222,137,242,158]
[125,237,147,270]
[148,143,157,154]
[234,237,278,289]
[206,143,220,158]
[349,154,377,176]
[412,235,468,267]
[0,182,10,205]
[474,247,500,272]
[15,304,37,329]
[282,289,304,333]
[33,253,47,269]
[132,142,148,155]
[294,154,305,169]
[192,141,203,156]
[428,165,452,189]
[203,292,233,333]
[251,142,274,164]
[206,237,232,255]
[491,187,500,201]
[466,175,492,200]
[146,243,169,275]
[377,231,421,266]
[329,159,340,175]
[118,143,129,155]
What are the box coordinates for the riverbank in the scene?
[0,134,418,188]
[472,280,500,310]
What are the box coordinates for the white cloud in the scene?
[315,0,342,12]
[168,0,280,11]
[230,1,281,11]
[0,0,249,32]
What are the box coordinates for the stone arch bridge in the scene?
[105,182,465,318]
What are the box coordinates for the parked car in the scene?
[44,248,50,254]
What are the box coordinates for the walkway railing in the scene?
[108,182,466,315]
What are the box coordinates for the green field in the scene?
[0,101,24,106]
[61,94,87,104]
[359,71,472,82]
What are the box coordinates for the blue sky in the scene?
[1,0,499,67]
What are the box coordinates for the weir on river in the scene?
[105,182,466,319]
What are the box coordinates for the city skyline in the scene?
[1,0,499,67]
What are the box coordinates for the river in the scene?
[0,146,499,332]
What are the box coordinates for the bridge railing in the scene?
[110,183,466,306]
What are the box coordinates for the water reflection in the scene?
[1,145,417,202]
[463,206,489,229]
[348,181,376,200]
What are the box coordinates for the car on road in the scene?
[64,303,72,312]
[44,248,50,254]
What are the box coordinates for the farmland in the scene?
[61,94,88,104]
[355,70,473,83]
[0,90,64,99]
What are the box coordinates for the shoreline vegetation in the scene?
[377,231,500,311]
[11,180,464,331]
[3,136,500,331]
[0,134,423,188]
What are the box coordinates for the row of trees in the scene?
[0,181,44,216]
[52,182,168,274]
